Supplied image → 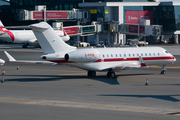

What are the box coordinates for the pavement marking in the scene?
[3,66,83,73]
[59,73,87,76]
[0,97,179,115]
[150,66,180,69]
[136,75,180,79]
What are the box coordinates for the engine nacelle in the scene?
[40,53,65,60]
[65,49,100,62]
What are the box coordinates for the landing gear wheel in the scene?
[107,71,116,78]
[88,71,96,77]
[160,64,166,74]
[22,45,27,48]
[160,70,166,74]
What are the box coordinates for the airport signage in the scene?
[90,10,97,14]
[126,11,153,25]
[63,27,79,35]
[33,11,68,19]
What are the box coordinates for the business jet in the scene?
[0,21,70,48]
[4,22,176,78]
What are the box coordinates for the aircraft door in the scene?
[101,54,104,62]
[98,50,104,62]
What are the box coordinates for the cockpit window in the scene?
[165,51,169,53]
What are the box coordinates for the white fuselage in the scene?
[0,29,70,44]
[47,47,176,71]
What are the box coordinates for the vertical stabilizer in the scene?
[29,22,76,54]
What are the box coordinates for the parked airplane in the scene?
[0,21,70,48]
[0,58,5,65]
[4,22,176,78]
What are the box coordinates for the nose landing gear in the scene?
[160,64,166,74]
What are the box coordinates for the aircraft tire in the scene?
[160,70,166,74]
[107,71,116,78]
[22,45,27,48]
[88,71,96,77]
[107,72,110,78]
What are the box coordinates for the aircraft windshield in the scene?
[165,51,169,53]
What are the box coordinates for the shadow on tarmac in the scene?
[98,94,180,102]
[3,74,120,85]
[1,73,153,85]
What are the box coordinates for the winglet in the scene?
[4,51,16,61]
[139,56,148,68]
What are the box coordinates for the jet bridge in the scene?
[18,5,162,45]
[52,21,162,45]
[109,20,162,45]
[52,21,101,37]
[18,6,88,21]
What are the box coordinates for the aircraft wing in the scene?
[113,56,148,70]
[4,51,55,64]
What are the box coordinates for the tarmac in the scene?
[0,43,180,120]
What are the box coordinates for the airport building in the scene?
[0,0,180,45]
[79,1,180,44]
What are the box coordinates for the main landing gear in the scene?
[87,69,116,78]
[22,44,28,48]
[107,69,116,78]
[87,71,96,77]
[160,64,166,74]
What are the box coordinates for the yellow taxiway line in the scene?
[150,66,180,69]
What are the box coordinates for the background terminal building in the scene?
[0,0,180,45]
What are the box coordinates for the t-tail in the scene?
[29,22,76,55]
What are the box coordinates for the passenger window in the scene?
[137,53,139,56]
[107,54,109,57]
[158,53,160,56]
[145,53,147,56]
[149,53,151,56]
[115,54,118,57]
[141,53,143,56]
[133,54,135,56]
[153,53,155,56]
[111,54,113,57]
[119,54,121,57]
[129,54,131,57]
[124,54,126,57]
[103,54,105,58]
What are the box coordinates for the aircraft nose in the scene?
[173,56,176,62]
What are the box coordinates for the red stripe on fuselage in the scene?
[48,56,174,63]
[95,56,175,62]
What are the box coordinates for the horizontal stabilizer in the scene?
[4,51,54,64]
[4,51,16,61]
